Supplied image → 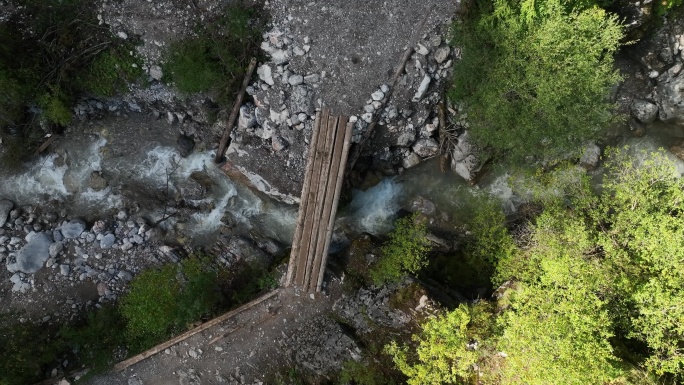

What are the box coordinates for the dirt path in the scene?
[83,284,346,385]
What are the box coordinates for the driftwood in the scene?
[214,57,258,163]
[113,289,280,372]
[346,5,435,174]
[35,135,58,155]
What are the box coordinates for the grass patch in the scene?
[163,2,265,100]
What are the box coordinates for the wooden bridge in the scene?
[285,109,352,292]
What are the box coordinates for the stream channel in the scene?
[2,115,684,250]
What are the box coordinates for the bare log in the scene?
[214,57,258,163]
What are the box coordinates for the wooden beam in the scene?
[300,115,337,288]
[317,120,353,291]
[294,109,330,286]
[308,115,348,291]
[285,111,322,286]
[214,57,258,163]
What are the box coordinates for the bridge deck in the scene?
[285,109,352,292]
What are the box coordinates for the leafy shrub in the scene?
[120,255,221,350]
[80,43,144,97]
[451,0,623,161]
[370,214,431,285]
[164,3,264,97]
[385,305,482,385]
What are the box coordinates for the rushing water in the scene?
[1,120,683,246]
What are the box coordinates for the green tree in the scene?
[451,0,623,161]
[596,149,684,377]
[385,305,482,385]
[370,214,431,285]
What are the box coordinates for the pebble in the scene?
[60,264,70,276]
[371,90,384,101]
[288,74,304,86]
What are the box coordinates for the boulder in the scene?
[0,199,13,228]
[630,99,658,124]
[290,85,315,116]
[15,232,53,273]
[655,70,684,124]
[412,138,439,158]
[579,142,601,170]
[88,172,108,191]
[451,131,481,181]
[238,104,257,130]
[405,196,436,216]
[60,219,86,239]
[402,152,421,169]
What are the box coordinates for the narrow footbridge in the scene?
[285,109,352,292]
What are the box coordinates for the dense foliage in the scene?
[451,0,623,161]
[370,214,432,285]
[387,148,684,384]
[120,256,222,349]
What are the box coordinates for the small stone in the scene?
[100,234,116,249]
[117,31,128,39]
[288,74,304,86]
[49,242,64,258]
[150,65,163,81]
[380,84,389,93]
[257,64,274,86]
[402,152,422,168]
[61,219,86,239]
[303,74,319,83]
[166,111,176,124]
[60,264,70,276]
[121,242,134,252]
[53,230,64,242]
[293,46,305,56]
[361,112,373,123]
[117,270,133,281]
[416,43,429,56]
[371,90,384,101]
[434,46,450,64]
[413,75,431,101]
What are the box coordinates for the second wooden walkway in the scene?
[285,109,352,292]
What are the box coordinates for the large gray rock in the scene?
[60,219,86,239]
[100,233,116,249]
[451,131,481,181]
[630,99,658,124]
[15,232,53,273]
[655,71,684,123]
[219,236,272,269]
[0,199,13,228]
[412,138,439,158]
[579,142,601,170]
[289,85,315,116]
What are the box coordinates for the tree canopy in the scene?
[387,148,684,384]
[451,0,623,161]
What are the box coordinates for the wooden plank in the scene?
[285,111,322,286]
[317,120,354,291]
[113,289,280,372]
[214,57,258,163]
[308,115,348,291]
[301,115,338,288]
[294,109,330,286]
